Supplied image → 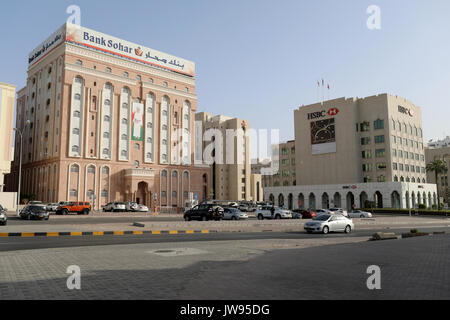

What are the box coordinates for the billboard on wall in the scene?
[28,23,195,76]
[310,118,336,155]
[132,102,144,141]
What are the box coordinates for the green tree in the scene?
[426,159,448,209]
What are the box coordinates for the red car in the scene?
[293,209,317,219]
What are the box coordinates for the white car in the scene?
[304,214,354,234]
[223,207,248,220]
[348,210,373,218]
[329,208,348,217]
[46,203,59,212]
[256,206,292,220]
[103,202,127,212]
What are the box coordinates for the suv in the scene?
[56,202,91,215]
[184,204,224,221]
[255,206,292,220]
[103,202,127,212]
[0,205,7,226]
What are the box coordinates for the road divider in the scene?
[0,230,218,238]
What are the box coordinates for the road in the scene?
[1,226,449,252]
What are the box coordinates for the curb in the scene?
[0,230,217,238]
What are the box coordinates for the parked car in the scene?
[46,203,59,212]
[329,208,349,217]
[223,207,248,220]
[20,205,50,220]
[348,210,373,218]
[304,214,354,234]
[184,204,224,221]
[315,209,332,216]
[0,205,7,226]
[255,206,292,220]
[125,202,149,212]
[292,209,317,219]
[103,202,127,212]
[28,201,44,205]
[56,202,91,215]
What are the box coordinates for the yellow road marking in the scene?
[47,233,59,237]
[70,232,82,236]
[0,233,9,237]
[133,231,143,235]
[114,231,124,236]
[152,231,161,235]
[93,232,104,236]
[201,230,210,234]
[21,233,35,237]
[185,230,195,234]
[169,230,178,234]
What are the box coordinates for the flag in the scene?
[317,80,320,87]
[322,79,324,86]
[327,84,330,90]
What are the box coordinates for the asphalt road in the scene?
[5,215,184,225]
[1,226,449,252]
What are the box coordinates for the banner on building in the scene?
[310,118,336,155]
[132,102,144,141]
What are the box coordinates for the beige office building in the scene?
[195,112,251,201]
[264,94,438,210]
[7,23,210,209]
[0,82,16,191]
[260,140,296,188]
[425,146,450,205]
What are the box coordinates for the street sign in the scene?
[194,193,198,200]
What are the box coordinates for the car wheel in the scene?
[62,209,68,215]
[345,225,352,234]
[202,216,208,221]
[257,214,264,220]
[83,209,89,215]
[360,215,365,218]
[306,231,312,234]
[231,216,237,221]
[275,215,281,220]
[45,217,49,221]
[184,216,191,221]
[322,226,329,234]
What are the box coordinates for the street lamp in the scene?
[13,120,30,217]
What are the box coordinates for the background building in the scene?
[427,136,450,149]
[425,146,450,205]
[8,23,209,210]
[195,112,251,201]
[264,94,437,210]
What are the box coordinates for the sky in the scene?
[1,0,449,145]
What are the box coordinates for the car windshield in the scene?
[313,214,330,221]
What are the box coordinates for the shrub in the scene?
[418,204,427,210]
[410,229,419,234]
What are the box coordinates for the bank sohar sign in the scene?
[29,23,195,77]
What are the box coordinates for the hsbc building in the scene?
[264,94,438,210]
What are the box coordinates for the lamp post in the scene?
[13,120,30,217]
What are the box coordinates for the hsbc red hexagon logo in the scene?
[328,108,339,116]
[408,109,414,117]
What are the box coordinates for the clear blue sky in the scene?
[1,0,449,143]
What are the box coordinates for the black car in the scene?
[184,204,224,221]
[20,205,50,221]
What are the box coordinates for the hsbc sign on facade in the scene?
[308,107,340,120]
[398,105,414,117]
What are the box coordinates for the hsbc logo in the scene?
[398,105,414,117]
[308,107,340,120]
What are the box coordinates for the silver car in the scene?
[304,214,354,234]
[103,202,127,212]
[0,205,7,226]
[46,203,59,212]
[348,210,373,218]
[223,207,248,220]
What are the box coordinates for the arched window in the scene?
[161,170,167,177]
[102,167,109,174]
[87,166,95,174]
[121,150,127,157]
[73,111,81,117]
[104,99,111,106]
[147,122,153,129]
[134,160,139,167]
[104,115,110,122]
[172,171,178,178]
[122,103,129,109]
[121,134,128,140]
[70,189,78,197]
[123,72,129,78]
[147,137,153,143]
[71,165,79,173]
[76,60,83,66]
[122,118,128,125]
[103,132,110,138]
[106,67,112,73]
[162,82,168,87]
[72,146,79,153]
[103,148,109,155]
[73,128,80,135]
[134,144,140,150]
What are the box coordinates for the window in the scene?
[375,135,385,144]
[172,191,177,198]
[76,60,82,66]
[161,191,167,198]
[162,82,168,87]
[106,67,112,73]
[376,163,387,170]
[361,137,371,145]
[147,122,153,129]
[104,99,111,106]
[147,137,153,144]
[121,118,128,125]
[399,164,404,171]
[73,128,80,135]
[122,103,129,109]
[362,150,372,159]
[102,167,109,174]
[392,136,396,144]
[148,78,154,83]
[148,107,153,113]
[103,132,110,139]
[134,161,139,167]
[392,149,397,157]
[374,119,384,130]
[70,189,78,197]
[375,149,386,157]
[161,170,167,177]
[72,146,79,153]
[71,165,79,173]
[392,120,396,130]
[146,153,152,159]
[394,175,399,182]
[134,144,140,150]
[121,134,128,140]
[184,87,189,93]
[162,139,167,145]
[74,94,81,101]
[393,163,398,170]
[377,176,386,182]
[87,166,95,174]
[101,190,108,198]
[136,75,141,81]
[123,72,129,78]
[73,111,81,118]
[360,122,370,132]
[121,150,127,157]
[103,148,109,155]
[104,115,110,122]
[362,164,372,172]
[405,165,410,172]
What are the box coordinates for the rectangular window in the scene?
[375,135,385,144]
[374,119,384,130]
[393,163,398,170]
[405,165,410,172]
[392,136,396,144]
[399,164,404,171]
[392,149,397,157]
[362,150,372,159]
[362,163,372,172]
[376,163,387,171]
[361,137,371,145]
[360,122,370,132]
[375,149,386,157]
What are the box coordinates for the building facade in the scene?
[195,112,251,201]
[0,82,16,191]
[264,94,437,210]
[8,23,209,209]
[425,146,450,205]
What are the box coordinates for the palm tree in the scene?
[426,159,448,209]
